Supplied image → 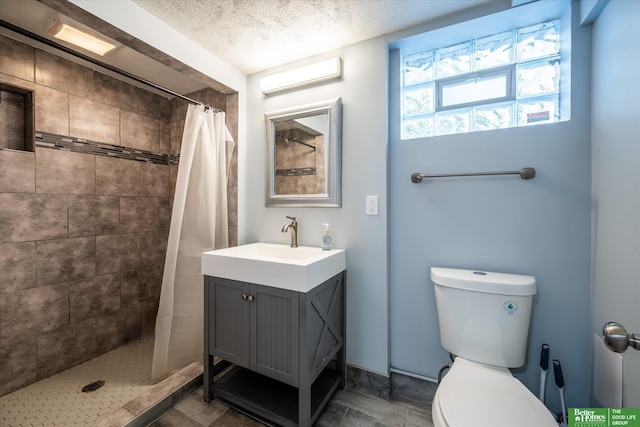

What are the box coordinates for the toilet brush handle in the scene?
[553,359,567,425]
[539,370,547,402]
[553,359,564,388]
[539,344,549,402]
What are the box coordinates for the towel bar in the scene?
[411,167,535,183]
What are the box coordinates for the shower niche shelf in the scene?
[0,82,34,152]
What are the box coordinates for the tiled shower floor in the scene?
[0,337,161,426]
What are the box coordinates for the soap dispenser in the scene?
[321,223,332,250]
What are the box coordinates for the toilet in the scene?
[430,267,557,427]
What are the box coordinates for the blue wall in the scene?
[388,1,593,411]
[246,37,391,374]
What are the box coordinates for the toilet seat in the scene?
[433,357,557,427]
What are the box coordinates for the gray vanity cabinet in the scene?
[204,271,346,427]
[208,278,300,386]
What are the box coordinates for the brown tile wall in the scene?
[0,35,239,396]
[225,92,239,246]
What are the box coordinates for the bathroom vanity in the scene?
[201,243,346,427]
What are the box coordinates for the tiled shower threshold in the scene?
[0,337,203,427]
[97,360,203,427]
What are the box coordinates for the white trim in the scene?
[437,65,515,111]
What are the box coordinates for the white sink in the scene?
[201,242,346,293]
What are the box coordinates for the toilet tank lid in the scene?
[431,267,536,296]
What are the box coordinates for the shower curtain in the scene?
[152,104,234,379]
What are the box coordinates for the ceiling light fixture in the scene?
[260,57,342,95]
[46,14,116,56]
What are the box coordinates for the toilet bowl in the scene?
[431,357,557,427]
[430,267,557,427]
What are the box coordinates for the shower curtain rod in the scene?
[284,137,316,150]
[0,19,221,112]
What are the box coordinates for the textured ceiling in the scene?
[131,0,495,74]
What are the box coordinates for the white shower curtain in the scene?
[152,104,234,379]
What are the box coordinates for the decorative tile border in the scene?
[275,167,316,177]
[35,131,178,165]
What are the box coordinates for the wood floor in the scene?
[149,386,434,427]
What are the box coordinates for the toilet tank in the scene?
[431,267,537,368]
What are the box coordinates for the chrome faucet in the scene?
[281,216,298,247]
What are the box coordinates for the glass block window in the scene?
[401,19,562,139]
[475,31,514,70]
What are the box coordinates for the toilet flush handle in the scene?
[603,322,640,352]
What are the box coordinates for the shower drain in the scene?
[81,380,105,392]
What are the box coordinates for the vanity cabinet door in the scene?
[209,279,300,386]
[210,278,250,368]
[251,285,299,386]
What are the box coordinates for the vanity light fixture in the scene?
[260,57,342,95]
[46,14,116,56]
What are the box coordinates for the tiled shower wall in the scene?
[274,133,325,195]
[0,35,238,396]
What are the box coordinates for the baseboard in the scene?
[390,370,437,405]
[346,365,391,400]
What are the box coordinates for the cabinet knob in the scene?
[246,295,254,302]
